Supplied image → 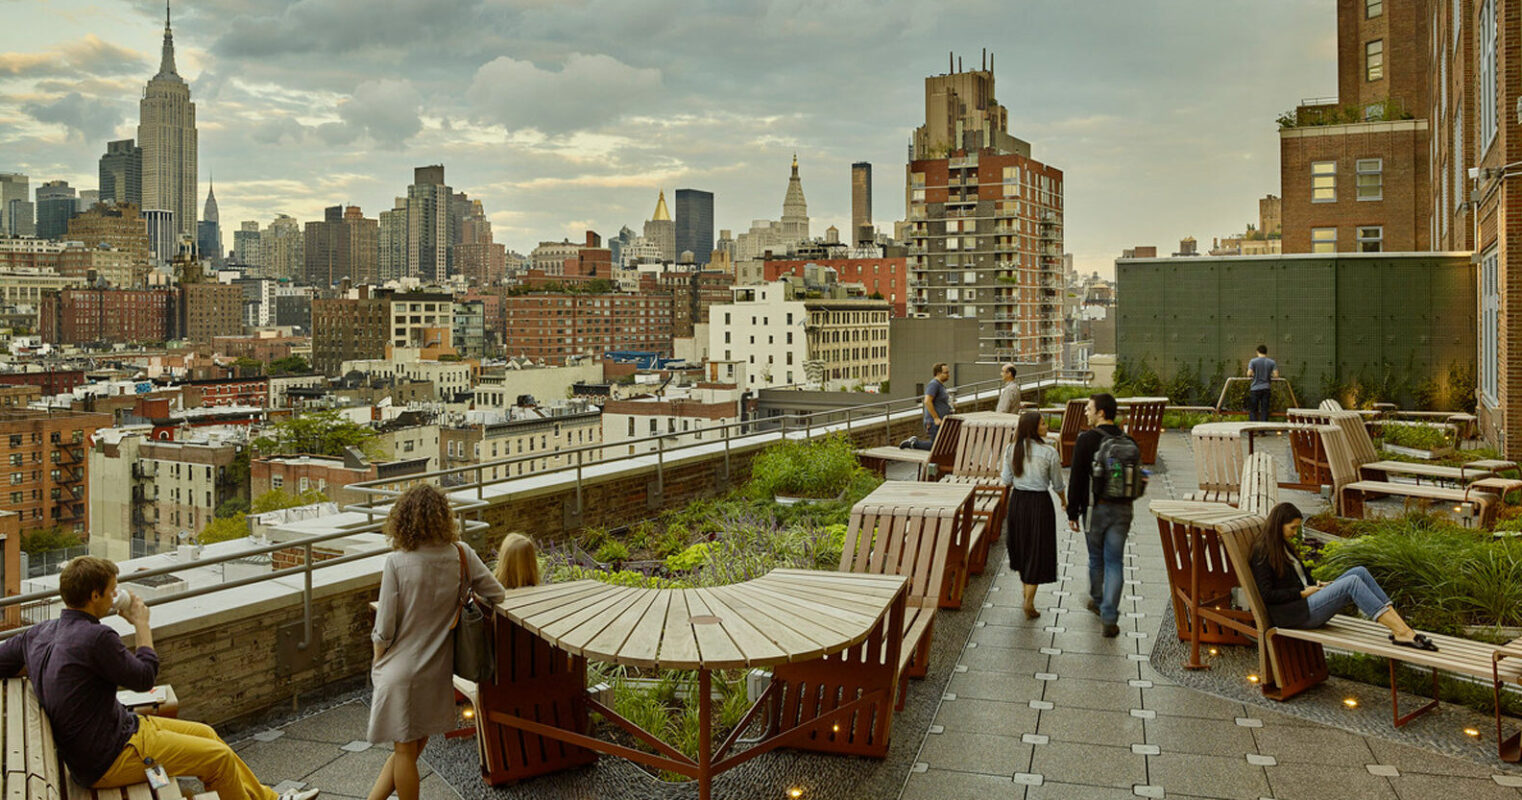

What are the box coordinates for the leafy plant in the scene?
[579,526,609,552]
[1378,423,1452,452]
[20,526,81,555]
[595,540,630,564]
[746,434,866,500]
[664,542,712,572]
[251,409,384,460]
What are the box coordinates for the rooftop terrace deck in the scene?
[202,433,1522,800]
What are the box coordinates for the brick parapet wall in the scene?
[113,391,1001,727]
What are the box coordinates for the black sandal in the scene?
[1390,633,1439,652]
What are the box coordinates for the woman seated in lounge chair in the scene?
[1250,502,1437,652]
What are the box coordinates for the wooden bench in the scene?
[2,678,215,800]
[1215,526,1522,760]
[1285,409,1335,489]
[840,495,956,710]
[1153,453,1279,669]
[1319,425,1500,527]
[1122,398,1167,465]
[1187,430,1245,505]
[1319,410,1512,486]
[926,415,962,479]
[935,412,1018,574]
[1053,398,1089,468]
[855,446,931,481]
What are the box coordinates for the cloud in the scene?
[212,0,492,59]
[0,34,147,78]
[21,92,126,141]
[465,54,662,135]
[333,79,423,149]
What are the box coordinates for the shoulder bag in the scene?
[451,543,496,683]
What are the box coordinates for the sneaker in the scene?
[899,437,917,449]
[1086,599,1100,616]
[1102,624,1121,638]
[280,789,320,800]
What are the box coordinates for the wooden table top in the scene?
[1192,421,1298,437]
[853,480,976,513]
[1149,499,1263,527]
[494,569,908,671]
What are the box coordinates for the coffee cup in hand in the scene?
[112,589,132,616]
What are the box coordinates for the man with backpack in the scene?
[1066,393,1146,638]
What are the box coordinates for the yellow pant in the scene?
[94,716,278,800]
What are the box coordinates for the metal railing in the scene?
[0,372,1095,642]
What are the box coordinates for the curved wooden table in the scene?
[478,569,909,799]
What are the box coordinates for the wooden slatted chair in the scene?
[1216,525,1522,759]
[925,415,963,479]
[1285,408,1334,488]
[839,499,956,710]
[938,413,1016,575]
[1322,411,1515,485]
[1123,399,1168,465]
[1152,454,1278,665]
[1055,398,1090,468]
[1186,430,1244,504]
[2,678,215,800]
[1318,425,1499,527]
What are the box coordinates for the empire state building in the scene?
[138,1,197,239]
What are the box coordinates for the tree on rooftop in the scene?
[252,409,383,460]
[269,355,310,375]
[199,514,249,544]
[232,356,264,376]
[20,525,81,555]
[251,488,329,514]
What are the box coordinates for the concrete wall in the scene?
[1116,252,1475,406]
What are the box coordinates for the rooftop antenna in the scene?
[949,51,953,74]
[982,48,986,71]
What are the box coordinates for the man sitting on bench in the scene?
[0,556,321,800]
[1250,503,1437,652]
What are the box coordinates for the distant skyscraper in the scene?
[233,221,260,266]
[304,205,379,287]
[99,140,142,207]
[643,190,676,263]
[258,215,303,280]
[0,174,32,237]
[144,209,175,266]
[138,2,198,239]
[674,189,714,267]
[196,179,220,262]
[378,201,406,281]
[780,155,809,244]
[35,180,78,240]
[851,162,873,246]
[406,165,451,282]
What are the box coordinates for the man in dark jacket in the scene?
[0,557,317,800]
[1066,393,1132,637]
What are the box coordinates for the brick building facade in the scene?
[763,257,909,317]
[180,282,243,344]
[311,288,390,375]
[502,292,674,363]
[40,288,175,344]
[0,409,110,538]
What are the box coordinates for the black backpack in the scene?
[1091,429,1147,500]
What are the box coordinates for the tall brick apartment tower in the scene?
[1280,0,1431,254]
[905,51,1065,365]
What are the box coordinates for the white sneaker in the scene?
[279,789,320,800]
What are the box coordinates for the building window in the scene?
[1482,247,1500,403]
[1356,226,1383,252]
[1311,228,1337,253]
[1366,0,1382,17]
[1481,0,1498,149]
[272,475,284,489]
[1356,159,1383,201]
[1366,40,1383,81]
[1311,161,1336,202]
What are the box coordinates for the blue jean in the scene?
[1303,566,1393,627]
[1086,502,1132,625]
[912,420,939,451]
[1248,388,1271,421]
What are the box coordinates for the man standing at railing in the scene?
[1246,345,1278,421]
[996,363,1020,413]
[901,362,952,451]
[0,556,320,800]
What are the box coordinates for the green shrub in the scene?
[595,540,630,564]
[656,524,691,558]
[579,526,609,552]
[665,542,712,572]
[747,434,865,500]
[1379,423,1452,452]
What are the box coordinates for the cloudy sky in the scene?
[1,0,1335,274]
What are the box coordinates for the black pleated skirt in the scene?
[1006,488,1058,585]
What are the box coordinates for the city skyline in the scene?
[2,0,1336,272]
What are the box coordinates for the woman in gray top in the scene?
[1000,411,1067,619]
[367,484,507,800]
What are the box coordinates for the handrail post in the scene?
[779,415,788,440]
[723,421,732,478]
[574,448,584,515]
[884,402,892,447]
[297,541,314,650]
[655,436,665,498]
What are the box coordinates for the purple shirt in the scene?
[0,609,159,786]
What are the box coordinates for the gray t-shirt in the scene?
[1248,356,1276,391]
[925,378,951,422]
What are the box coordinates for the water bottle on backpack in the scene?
[1092,428,1147,500]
